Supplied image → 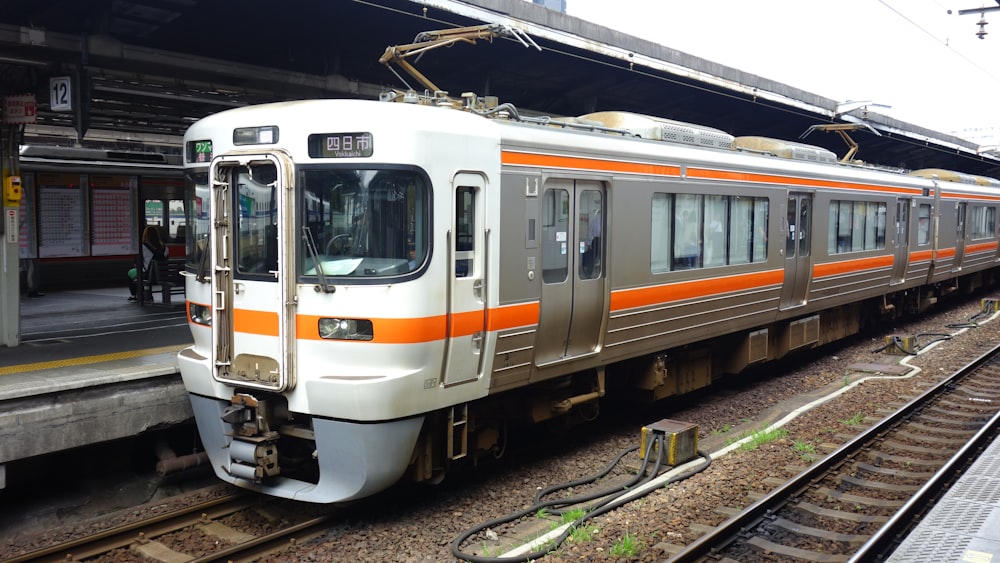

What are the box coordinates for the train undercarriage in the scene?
[216,272,995,492]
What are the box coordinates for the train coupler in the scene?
[640,419,698,466]
[227,435,281,481]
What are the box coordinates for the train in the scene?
[177,92,1000,503]
[15,145,185,289]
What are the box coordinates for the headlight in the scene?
[189,303,212,326]
[318,318,373,341]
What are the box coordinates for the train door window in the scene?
[957,202,967,239]
[234,163,278,277]
[674,194,702,269]
[703,195,727,267]
[917,204,931,245]
[542,188,569,283]
[797,198,811,256]
[785,197,799,258]
[455,186,475,277]
[650,193,672,273]
[578,190,602,279]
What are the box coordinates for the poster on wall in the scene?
[37,176,86,258]
[91,181,137,256]
[18,173,37,259]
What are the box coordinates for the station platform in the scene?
[0,287,193,488]
[886,422,1000,562]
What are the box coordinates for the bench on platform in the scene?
[140,258,186,306]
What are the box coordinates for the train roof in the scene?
[185,96,1000,194]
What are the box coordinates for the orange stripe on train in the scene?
[502,151,682,177]
[967,241,999,254]
[812,255,894,279]
[231,301,543,343]
[687,168,922,195]
[609,269,784,311]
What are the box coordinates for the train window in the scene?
[674,194,702,270]
[730,196,768,265]
[186,171,210,269]
[650,194,673,273]
[917,204,931,245]
[456,186,475,277]
[298,167,428,279]
[579,190,602,279]
[703,195,727,268]
[828,200,887,254]
[970,205,996,240]
[651,193,768,273]
[234,165,279,276]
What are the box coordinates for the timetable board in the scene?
[38,181,85,258]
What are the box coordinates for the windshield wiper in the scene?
[302,226,335,293]
[196,233,210,283]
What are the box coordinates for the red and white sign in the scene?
[3,95,37,124]
[5,209,17,243]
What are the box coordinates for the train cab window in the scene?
[917,204,931,245]
[185,171,210,269]
[298,167,428,280]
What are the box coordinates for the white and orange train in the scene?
[178,93,1000,502]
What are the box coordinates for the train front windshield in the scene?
[300,167,429,280]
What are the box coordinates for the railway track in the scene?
[5,491,335,562]
[670,341,1000,562]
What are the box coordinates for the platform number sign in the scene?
[50,76,72,112]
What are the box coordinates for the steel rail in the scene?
[668,340,1000,562]
[190,514,336,562]
[6,492,256,563]
[849,405,1000,561]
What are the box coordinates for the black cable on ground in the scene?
[945,298,996,329]
[450,437,712,562]
[870,300,992,355]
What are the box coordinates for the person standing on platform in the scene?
[20,258,43,297]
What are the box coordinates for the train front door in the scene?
[443,173,488,386]
[209,154,295,392]
[890,198,910,285]
[534,179,606,367]
[779,193,812,310]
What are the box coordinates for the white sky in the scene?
[565,0,1000,143]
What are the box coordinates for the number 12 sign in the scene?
[50,76,72,111]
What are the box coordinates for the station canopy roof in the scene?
[0,0,997,177]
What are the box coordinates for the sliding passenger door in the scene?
[779,193,812,310]
[890,198,910,285]
[535,179,606,367]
